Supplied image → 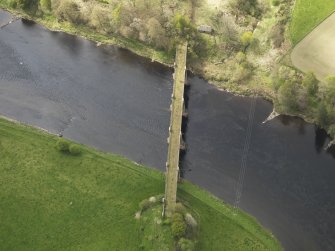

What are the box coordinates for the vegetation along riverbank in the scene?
[0,118,282,250]
[0,0,335,143]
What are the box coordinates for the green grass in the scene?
[290,0,335,45]
[0,118,282,250]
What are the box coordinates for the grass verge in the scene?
[0,118,282,250]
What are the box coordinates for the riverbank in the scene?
[0,4,174,67]
[0,117,282,250]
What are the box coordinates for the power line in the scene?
[234,96,257,212]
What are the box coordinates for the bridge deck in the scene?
[164,41,188,216]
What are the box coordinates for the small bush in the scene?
[139,199,151,212]
[175,203,187,214]
[171,213,186,238]
[162,218,171,225]
[56,139,70,152]
[185,213,197,228]
[69,144,82,155]
[178,238,195,251]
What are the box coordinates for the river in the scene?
[0,10,334,251]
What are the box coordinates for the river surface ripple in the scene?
[1,10,335,251]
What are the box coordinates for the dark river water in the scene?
[1,10,335,251]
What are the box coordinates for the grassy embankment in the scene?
[290,0,335,45]
[0,117,282,250]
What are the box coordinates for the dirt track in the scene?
[291,12,335,81]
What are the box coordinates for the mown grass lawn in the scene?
[0,118,282,250]
[290,0,335,45]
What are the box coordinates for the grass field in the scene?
[290,0,335,45]
[0,118,282,250]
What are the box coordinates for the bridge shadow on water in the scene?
[179,79,191,178]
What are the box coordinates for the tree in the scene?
[146,17,169,49]
[277,81,298,112]
[229,0,262,18]
[317,102,330,128]
[90,6,111,33]
[174,14,193,38]
[302,72,318,96]
[40,0,51,12]
[329,125,335,139]
[241,31,254,50]
[55,0,83,24]
[325,76,335,105]
[296,87,308,111]
[17,0,38,11]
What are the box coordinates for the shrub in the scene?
[69,144,82,155]
[171,213,186,238]
[56,138,70,152]
[178,238,195,251]
[139,199,151,212]
[185,213,197,228]
[175,203,187,214]
[162,218,171,225]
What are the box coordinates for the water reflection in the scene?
[21,18,35,27]
[315,126,328,153]
[55,33,83,56]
